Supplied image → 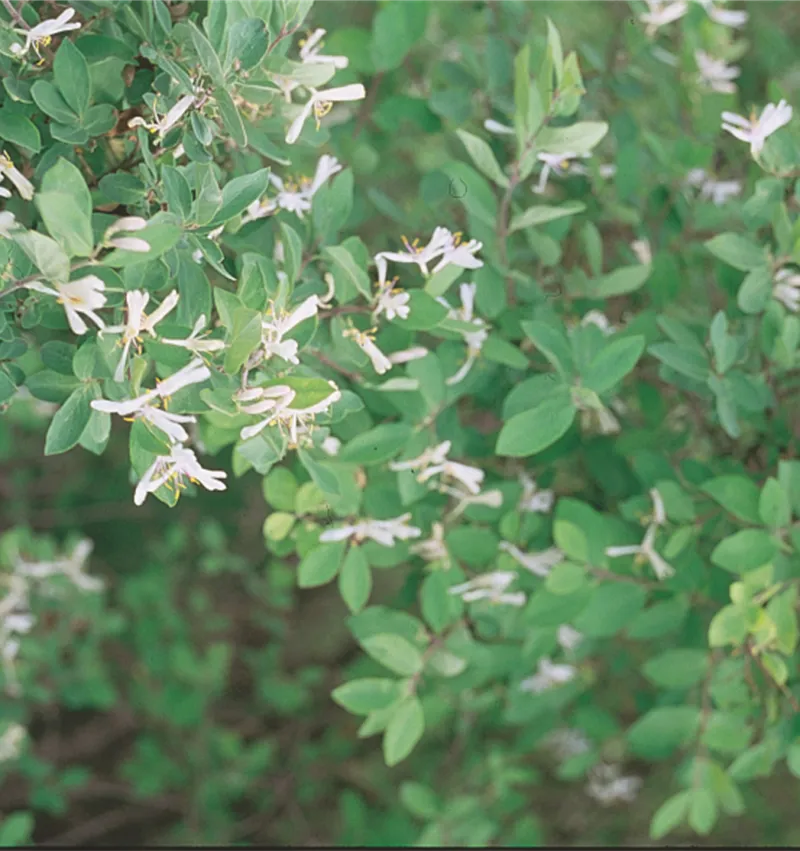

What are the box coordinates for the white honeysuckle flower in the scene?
[586,763,643,806]
[418,459,484,495]
[299,28,349,69]
[134,444,227,506]
[390,441,450,472]
[319,513,422,547]
[695,50,740,95]
[0,151,34,200]
[519,472,555,513]
[438,283,489,386]
[26,276,107,336]
[129,93,197,140]
[557,625,583,652]
[388,346,429,364]
[409,522,449,563]
[533,151,588,195]
[270,74,301,104]
[649,487,666,526]
[546,728,591,761]
[262,295,320,364]
[321,436,341,456]
[774,268,800,312]
[0,723,26,763]
[104,290,180,382]
[520,658,577,693]
[344,327,392,374]
[449,570,525,606]
[701,178,742,205]
[499,541,565,577]
[686,167,707,187]
[579,404,621,435]
[108,236,150,252]
[580,310,616,335]
[639,0,688,36]
[606,523,674,580]
[439,484,504,521]
[722,100,793,157]
[285,84,367,144]
[484,118,515,135]
[701,0,748,27]
[0,211,18,236]
[239,384,341,445]
[598,163,617,179]
[91,358,210,440]
[10,8,81,59]
[631,238,652,266]
[161,314,225,355]
[372,258,410,322]
[376,226,454,277]
[431,231,484,275]
[14,539,102,593]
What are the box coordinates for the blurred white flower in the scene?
[581,310,616,335]
[557,625,583,652]
[321,435,341,456]
[431,231,484,275]
[320,513,422,547]
[499,541,564,577]
[0,211,18,237]
[27,276,107,336]
[344,327,392,374]
[15,539,102,593]
[10,8,80,59]
[388,346,429,365]
[722,100,793,156]
[376,226,453,277]
[639,0,688,36]
[606,489,674,581]
[484,118,515,135]
[373,257,411,322]
[519,472,555,513]
[631,238,652,266]
[701,1,748,28]
[410,522,449,563]
[0,723,26,762]
[449,570,525,606]
[134,444,227,506]
[262,295,320,364]
[586,763,643,805]
[534,151,588,194]
[285,84,366,144]
[0,151,34,200]
[546,728,591,761]
[161,314,225,355]
[299,28,349,68]
[238,383,341,445]
[129,93,197,140]
[774,267,800,312]
[696,50,740,95]
[391,440,485,495]
[438,283,489,386]
[438,484,504,521]
[520,658,577,693]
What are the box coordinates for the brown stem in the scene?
[1,0,28,29]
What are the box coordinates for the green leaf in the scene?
[103,221,183,267]
[297,540,347,588]
[456,128,509,188]
[591,264,651,297]
[383,696,425,767]
[705,233,766,271]
[297,448,341,496]
[15,231,70,282]
[708,604,748,647]
[737,266,772,314]
[509,201,585,233]
[0,812,35,846]
[482,334,528,369]
[520,319,574,377]
[332,678,403,715]
[31,80,77,124]
[323,245,371,299]
[650,791,691,840]
[371,1,427,72]
[361,634,424,676]
[209,168,270,226]
[582,335,644,395]
[189,21,226,86]
[627,706,700,759]
[701,476,761,523]
[26,369,80,402]
[496,387,575,457]
[338,545,372,614]
[574,583,647,638]
[339,423,412,465]
[35,159,94,258]
[215,87,247,147]
[759,477,791,529]
[44,385,93,456]
[642,649,708,689]
[393,290,448,330]
[0,113,41,153]
[649,342,710,382]
[536,121,608,154]
[225,17,269,72]
[710,529,778,574]
[54,38,91,118]
[224,307,262,374]
[688,787,718,835]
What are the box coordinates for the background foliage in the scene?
[2,0,800,846]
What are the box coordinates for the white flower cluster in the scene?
[606,488,674,580]
[1,539,102,694]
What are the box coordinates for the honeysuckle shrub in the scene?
[2,0,800,845]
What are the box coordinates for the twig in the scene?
[267,22,300,55]
[307,348,362,383]
[1,0,28,29]
[747,640,800,713]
